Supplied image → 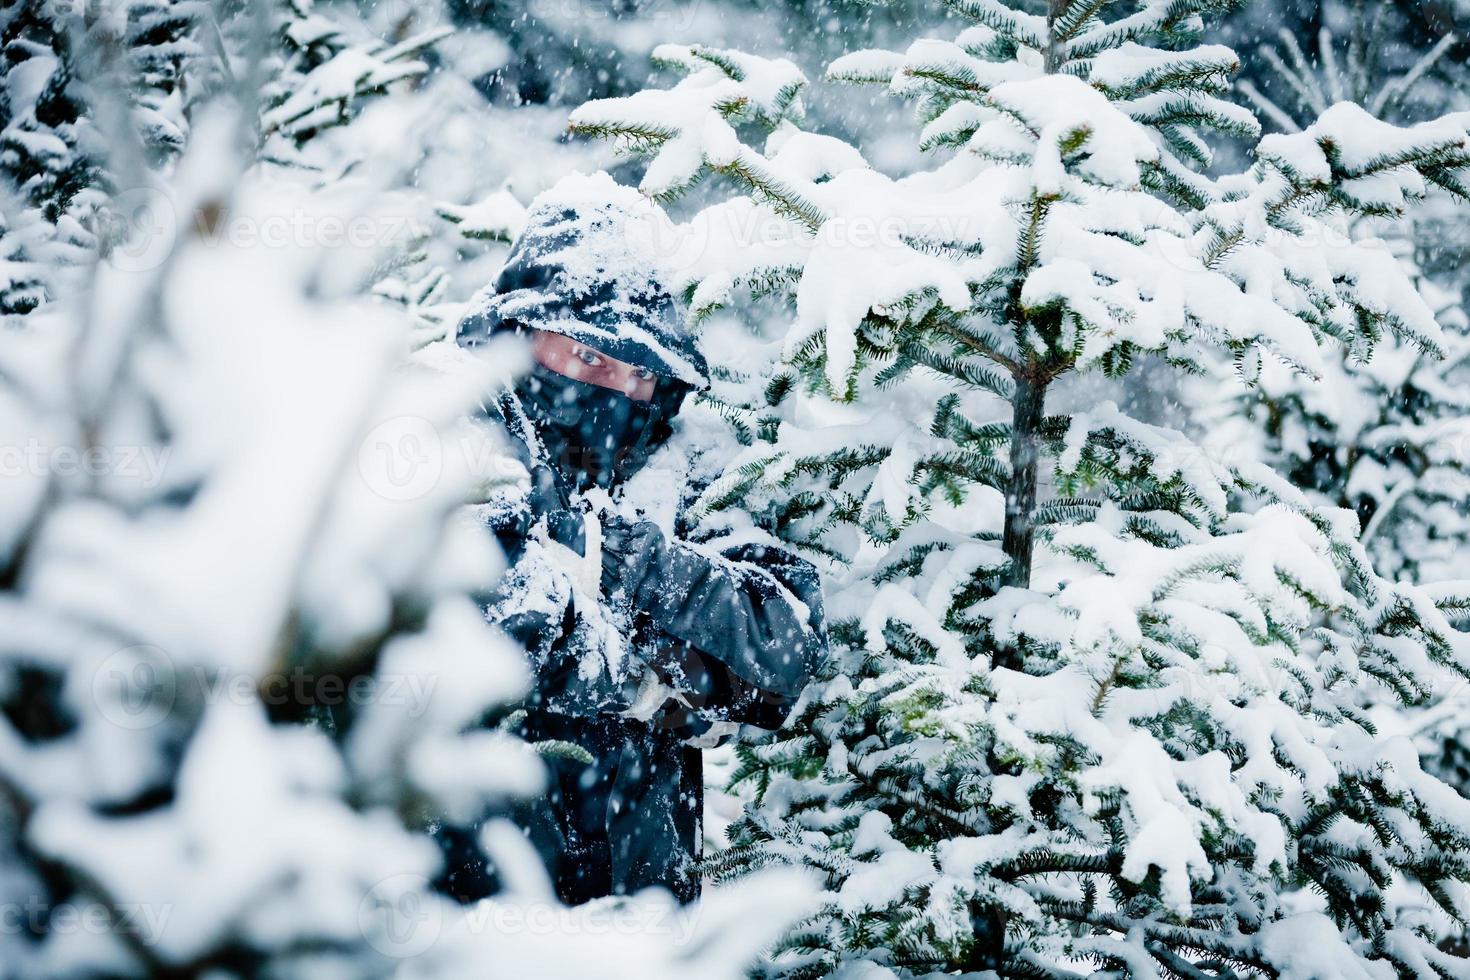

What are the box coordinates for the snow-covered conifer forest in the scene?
[1,0,1469,977]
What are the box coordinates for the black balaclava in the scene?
[513,360,689,492]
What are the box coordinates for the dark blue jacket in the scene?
[439,173,825,904]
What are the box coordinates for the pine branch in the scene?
[940,0,1049,51]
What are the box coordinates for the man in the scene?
[444,172,826,905]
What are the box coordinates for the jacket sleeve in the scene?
[600,518,826,729]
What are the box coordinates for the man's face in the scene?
[532,330,657,402]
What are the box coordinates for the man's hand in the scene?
[527,463,586,554]
[525,462,569,516]
[598,515,663,602]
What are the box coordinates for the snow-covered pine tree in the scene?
[0,103,530,975]
[0,96,813,978]
[1200,269,1470,587]
[1195,3,1470,810]
[0,0,453,320]
[250,0,450,168]
[1205,2,1470,586]
[571,4,1470,976]
[0,0,195,314]
[444,0,946,112]
[1219,2,1470,351]
[1226,0,1467,142]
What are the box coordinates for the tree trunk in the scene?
[980,375,1048,969]
[964,898,1007,974]
[1045,0,1067,73]
[1002,374,1047,589]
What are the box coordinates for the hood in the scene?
[455,171,709,388]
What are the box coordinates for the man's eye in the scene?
[574,347,602,367]
[633,367,656,381]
